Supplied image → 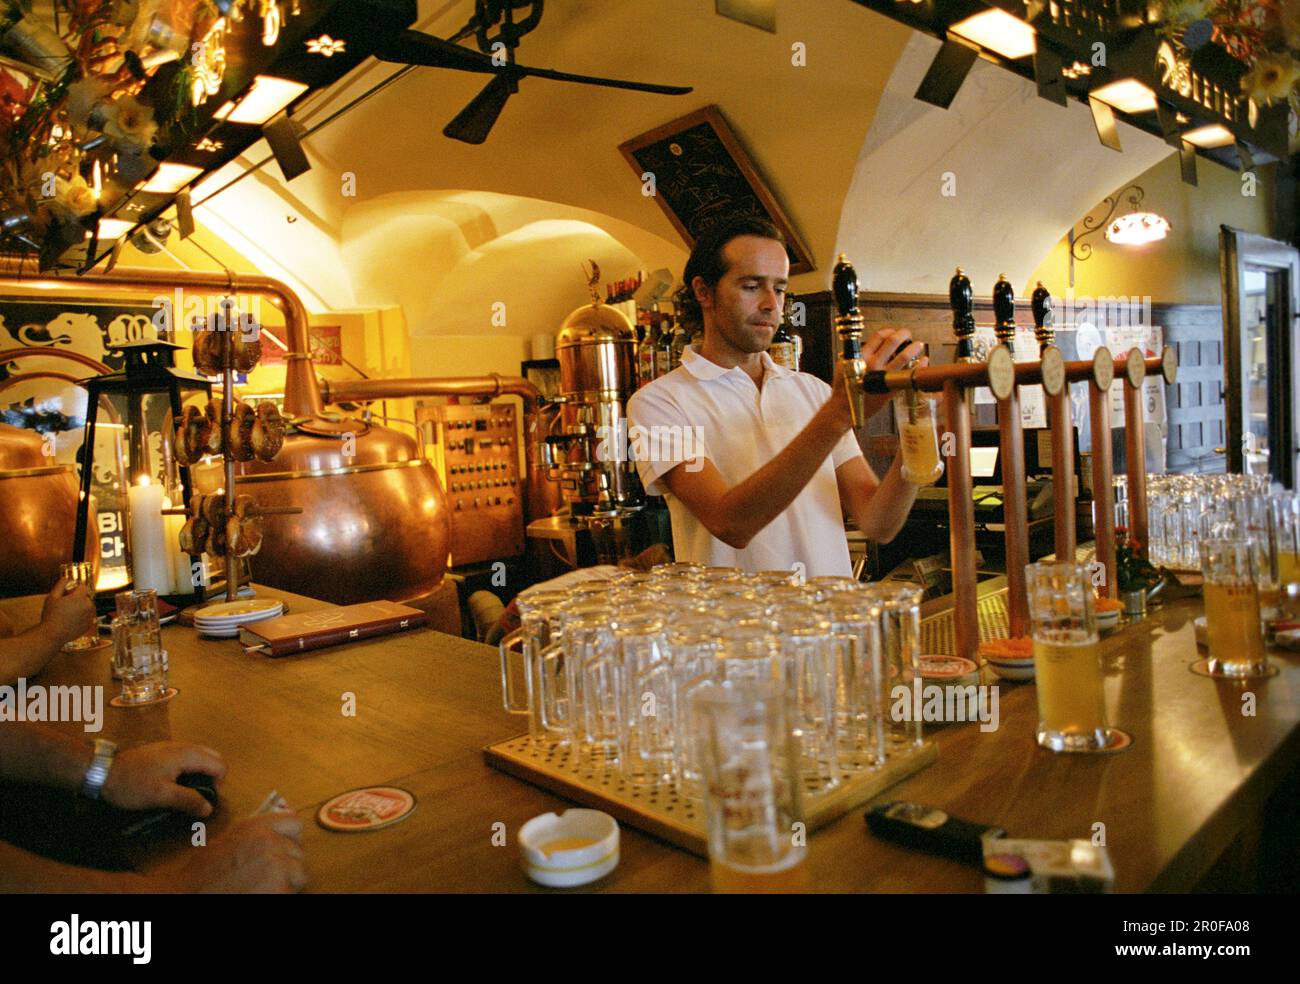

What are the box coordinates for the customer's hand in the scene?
[40,578,95,649]
[824,328,928,430]
[156,813,308,894]
[101,742,226,816]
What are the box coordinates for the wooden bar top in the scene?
[7,585,1300,892]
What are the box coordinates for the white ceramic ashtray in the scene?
[519,809,619,888]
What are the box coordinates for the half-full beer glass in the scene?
[1025,562,1127,753]
[1199,537,1273,678]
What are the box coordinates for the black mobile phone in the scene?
[865,801,1005,867]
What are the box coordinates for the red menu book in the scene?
[239,601,429,657]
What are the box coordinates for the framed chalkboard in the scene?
[619,105,815,275]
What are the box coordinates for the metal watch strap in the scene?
[81,739,117,800]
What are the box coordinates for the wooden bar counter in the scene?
[6,584,1300,893]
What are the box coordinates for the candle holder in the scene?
[71,339,211,607]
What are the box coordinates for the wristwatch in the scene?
[81,739,117,800]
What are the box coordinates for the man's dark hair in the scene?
[674,216,786,329]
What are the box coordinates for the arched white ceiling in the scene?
[836,31,1178,296]
[185,0,913,309]
[339,190,688,335]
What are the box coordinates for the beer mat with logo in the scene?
[316,786,416,832]
[109,686,179,708]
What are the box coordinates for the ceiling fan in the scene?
[373,0,693,145]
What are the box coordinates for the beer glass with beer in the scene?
[1025,562,1128,753]
[1270,494,1300,619]
[59,562,104,652]
[693,680,810,893]
[1198,537,1274,679]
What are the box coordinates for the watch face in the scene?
[1040,346,1066,396]
[1092,348,1115,391]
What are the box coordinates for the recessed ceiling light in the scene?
[1090,78,1158,114]
[225,76,309,126]
[1182,123,1235,148]
[143,163,204,194]
[97,219,137,240]
[949,9,1037,60]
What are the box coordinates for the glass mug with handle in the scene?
[1025,562,1129,753]
[499,589,573,745]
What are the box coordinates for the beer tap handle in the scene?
[950,267,976,362]
[1031,281,1055,354]
[832,254,860,317]
[832,254,869,428]
[992,275,1016,352]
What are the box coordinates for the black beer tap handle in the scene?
[832,254,860,317]
[950,267,975,359]
[1031,280,1055,352]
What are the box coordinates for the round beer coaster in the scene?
[1190,658,1279,680]
[317,786,416,832]
[110,686,178,708]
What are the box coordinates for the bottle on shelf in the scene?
[768,319,799,371]
[655,308,675,378]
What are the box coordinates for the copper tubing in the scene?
[945,378,979,661]
[1049,388,1077,562]
[997,386,1029,638]
[0,261,324,418]
[874,361,992,393]
[1090,384,1118,599]
[321,373,542,412]
[1124,383,1149,553]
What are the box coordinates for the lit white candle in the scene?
[128,478,169,594]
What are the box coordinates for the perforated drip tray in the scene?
[921,586,1010,655]
[484,735,936,857]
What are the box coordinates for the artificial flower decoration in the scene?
[1241,50,1300,104]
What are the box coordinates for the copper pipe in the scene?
[873,361,993,393]
[1050,388,1077,562]
[945,378,979,661]
[0,261,323,418]
[321,373,542,412]
[1124,380,1149,554]
[1090,382,1118,599]
[997,386,1029,638]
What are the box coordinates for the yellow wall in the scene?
[1027,152,1275,304]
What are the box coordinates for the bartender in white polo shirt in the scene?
[627,217,926,578]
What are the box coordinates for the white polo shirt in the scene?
[626,344,863,577]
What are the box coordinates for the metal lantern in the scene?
[71,339,210,603]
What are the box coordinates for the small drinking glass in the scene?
[59,562,103,652]
[1198,537,1274,679]
[816,593,886,770]
[110,617,167,704]
[693,680,810,893]
[614,609,676,786]
[863,583,925,749]
[1025,562,1128,753]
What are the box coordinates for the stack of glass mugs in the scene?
[499,565,925,890]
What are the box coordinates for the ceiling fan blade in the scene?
[515,63,691,95]
[443,74,515,145]
[373,30,498,74]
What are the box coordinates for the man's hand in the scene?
[39,578,95,649]
[154,813,308,894]
[101,742,226,816]
[824,328,929,432]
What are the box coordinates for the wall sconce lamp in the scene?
[1067,184,1169,286]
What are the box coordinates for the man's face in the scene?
[695,235,789,355]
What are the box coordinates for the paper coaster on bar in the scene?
[317,786,416,832]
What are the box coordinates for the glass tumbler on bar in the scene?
[1270,494,1300,619]
[614,609,677,786]
[1199,538,1272,679]
[111,589,166,703]
[1025,562,1127,753]
[59,562,102,652]
[499,589,571,745]
[693,680,810,893]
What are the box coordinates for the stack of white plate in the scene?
[194,598,285,638]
